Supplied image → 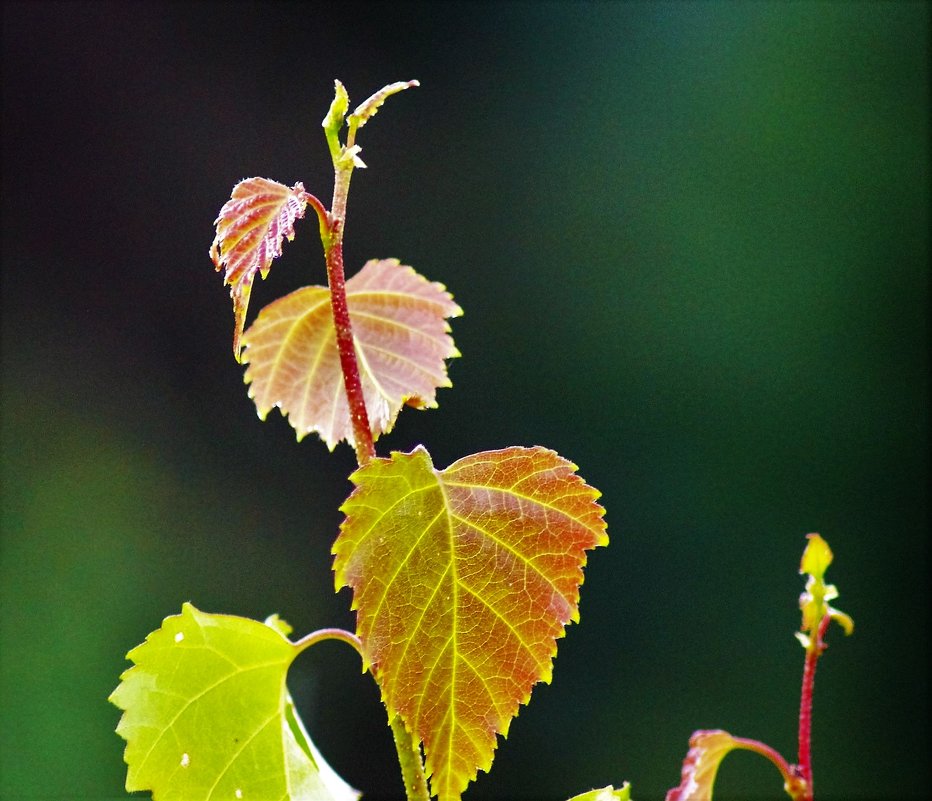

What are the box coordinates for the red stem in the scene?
[325,228,375,465]
[796,614,831,800]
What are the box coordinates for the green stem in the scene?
[390,713,430,801]
[293,627,363,656]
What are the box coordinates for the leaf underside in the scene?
[242,258,462,450]
[664,730,738,801]
[109,603,358,801]
[210,177,309,360]
[333,445,608,801]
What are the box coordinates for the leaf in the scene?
[210,178,309,361]
[333,445,608,801]
[664,730,739,801]
[242,258,462,450]
[349,80,419,130]
[567,784,632,801]
[797,533,853,651]
[323,79,350,160]
[109,603,359,801]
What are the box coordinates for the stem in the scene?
[320,122,427,799]
[390,713,430,801]
[324,159,376,465]
[733,737,794,785]
[293,627,363,657]
[796,613,832,801]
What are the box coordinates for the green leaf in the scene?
[109,603,359,801]
[568,784,632,801]
[242,258,462,450]
[797,533,853,651]
[210,178,309,361]
[333,445,608,801]
[322,80,350,161]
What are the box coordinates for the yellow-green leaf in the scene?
[210,177,309,361]
[323,79,350,161]
[665,730,738,801]
[109,603,358,801]
[242,258,462,450]
[568,784,632,801]
[797,533,853,650]
[333,445,608,801]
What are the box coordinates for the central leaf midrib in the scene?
[435,468,459,793]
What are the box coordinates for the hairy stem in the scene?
[796,613,831,801]
[324,161,375,465]
[390,713,430,801]
[729,736,805,800]
[293,627,363,657]
[322,132,427,800]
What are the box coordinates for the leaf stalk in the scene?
[293,627,363,657]
[390,713,431,801]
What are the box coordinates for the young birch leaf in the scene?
[109,603,359,801]
[348,80,420,130]
[796,532,853,651]
[210,177,309,361]
[323,80,350,161]
[568,785,632,801]
[242,258,462,450]
[665,730,739,801]
[333,445,608,801]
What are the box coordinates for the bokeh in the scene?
[2,2,928,799]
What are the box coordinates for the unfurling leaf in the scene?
[665,730,739,801]
[568,784,632,801]
[323,79,350,160]
[210,177,309,361]
[797,533,853,651]
[349,80,420,130]
[109,603,358,801]
[333,445,608,801]
[242,258,462,450]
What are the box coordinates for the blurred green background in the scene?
[1,2,927,799]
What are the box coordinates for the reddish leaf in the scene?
[665,730,738,801]
[210,177,308,360]
[242,258,462,450]
[333,445,608,801]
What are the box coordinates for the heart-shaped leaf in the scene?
[109,603,358,801]
[333,445,608,801]
[210,177,309,360]
[242,258,462,450]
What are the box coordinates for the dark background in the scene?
[1,2,928,800]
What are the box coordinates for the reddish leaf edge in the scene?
[334,443,608,801]
[239,259,463,450]
[210,177,317,362]
[665,729,803,801]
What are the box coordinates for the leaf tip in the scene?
[798,532,853,644]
